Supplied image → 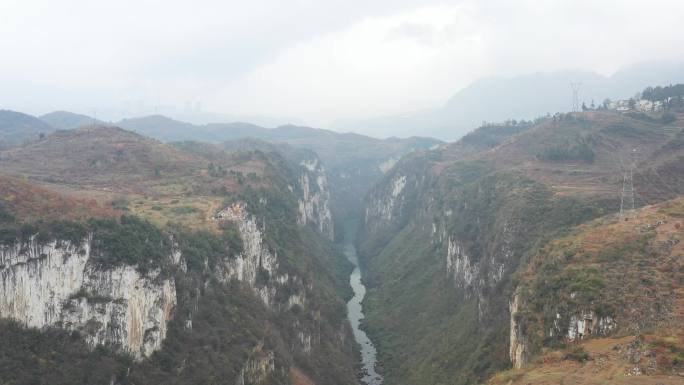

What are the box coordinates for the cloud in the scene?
[1,0,684,128]
[213,4,488,125]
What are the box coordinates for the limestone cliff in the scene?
[216,204,316,357]
[0,235,177,359]
[509,291,527,369]
[297,158,334,240]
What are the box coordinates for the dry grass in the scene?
[127,195,224,231]
[506,198,684,385]
[0,174,119,222]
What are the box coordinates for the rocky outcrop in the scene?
[566,310,616,341]
[0,236,177,359]
[445,237,479,292]
[219,208,307,311]
[235,344,277,385]
[297,158,334,240]
[509,291,528,369]
[364,174,408,236]
[369,174,405,224]
[217,205,315,356]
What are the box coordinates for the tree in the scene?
[628,98,636,110]
[581,102,588,111]
[602,99,611,109]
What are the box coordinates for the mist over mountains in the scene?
[333,61,684,140]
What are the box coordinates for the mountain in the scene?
[357,107,684,385]
[0,125,200,190]
[0,109,56,149]
[334,61,684,140]
[40,110,104,130]
[0,125,358,384]
[117,115,442,236]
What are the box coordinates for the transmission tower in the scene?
[619,148,638,218]
[620,168,635,218]
[570,82,582,112]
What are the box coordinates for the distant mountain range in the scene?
[0,109,441,226]
[40,111,104,130]
[0,110,56,149]
[333,61,684,140]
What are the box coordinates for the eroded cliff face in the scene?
[235,344,278,385]
[0,236,177,359]
[364,174,407,235]
[216,204,317,361]
[297,158,334,240]
[509,292,528,369]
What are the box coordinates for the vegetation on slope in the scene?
[0,126,358,385]
[361,168,605,385]
[493,198,684,384]
[358,107,684,385]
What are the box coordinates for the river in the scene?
[344,223,383,385]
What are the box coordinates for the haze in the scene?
[2,0,684,134]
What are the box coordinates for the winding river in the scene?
[344,222,383,385]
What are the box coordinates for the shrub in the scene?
[564,345,590,362]
[89,216,172,274]
[662,112,677,124]
[170,206,199,215]
[538,138,595,163]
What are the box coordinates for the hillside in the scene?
[494,198,684,384]
[0,126,358,385]
[0,109,56,149]
[357,108,684,385]
[40,110,104,130]
[0,126,201,191]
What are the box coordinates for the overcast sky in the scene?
[1,0,684,127]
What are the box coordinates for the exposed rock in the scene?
[0,236,177,359]
[235,344,277,385]
[364,174,407,232]
[446,237,479,292]
[566,310,616,341]
[297,158,334,239]
[509,291,528,369]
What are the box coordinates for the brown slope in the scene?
[495,198,684,384]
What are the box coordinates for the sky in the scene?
[1,0,684,128]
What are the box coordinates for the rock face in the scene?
[297,158,334,240]
[221,210,281,307]
[235,344,277,385]
[509,292,528,369]
[445,237,479,291]
[566,310,616,341]
[364,174,407,233]
[0,236,177,359]
[217,205,314,357]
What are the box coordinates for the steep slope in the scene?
[0,127,358,385]
[40,110,104,130]
[358,109,684,385]
[0,109,56,149]
[117,115,441,238]
[496,198,684,384]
